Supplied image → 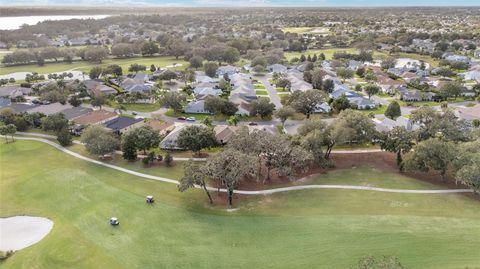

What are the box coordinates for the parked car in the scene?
[177,116,186,120]
[186,117,196,122]
[248,122,258,126]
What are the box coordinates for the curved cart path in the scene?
[6,136,473,195]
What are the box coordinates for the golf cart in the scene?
[110,217,119,226]
[146,195,155,204]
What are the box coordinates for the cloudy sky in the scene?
[2,0,479,6]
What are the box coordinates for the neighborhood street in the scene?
[256,75,283,108]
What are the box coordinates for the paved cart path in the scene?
[6,135,473,195]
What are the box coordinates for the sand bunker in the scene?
[0,216,53,251]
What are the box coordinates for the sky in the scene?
[2,0,480,6]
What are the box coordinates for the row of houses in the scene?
[329,84,377,110]
[159,123,277,149]
[228,73,257,115]
[184,73,221,114]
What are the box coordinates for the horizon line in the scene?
[2,4,480,7]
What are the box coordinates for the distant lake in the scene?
[0,15,111,30]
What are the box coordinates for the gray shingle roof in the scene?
[104,116,143,131]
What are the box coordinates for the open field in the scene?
[394,52,440,67]
[0,56,189,76]
[284,49,439,64]
[285,48,358,61]
[282,27,332,35]
[1,140,480,268]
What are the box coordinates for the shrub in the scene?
[57,129,72,146]
[164,152,173,166]
[0,250,14,260]
[20,82,31,88]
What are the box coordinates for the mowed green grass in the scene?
[0,56,189,75]
[285,48,390,61]
[282,27,332,35]
[1,141,480,269]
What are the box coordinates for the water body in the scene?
[0,15,110,30]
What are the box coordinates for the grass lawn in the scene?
[0,56,189,76]
[284,48,390,62]
[275,87,290,93]
[285,48,357,61]
[394,53,440,67]
[306,166,442,190]
[255,90,268,96]
[1,141,480,269]
[282,27,332,35]
[398,97,476,108]
[360,104,388,115]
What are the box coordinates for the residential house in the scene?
[444,54,470,64]
[213,125,239,144]
[462,70,480,83]
[410,39,436,54]
[0,86,32,98]
[195,73,218,84]
[286,70,312,92]
[160,124,196,149]
[152,68,166,78]
[236,102,252,115]
[121,74,152,94]
[59,106,93,120]
[330,86,377,110]
[229,73,257,115]
[5,103,38,113]
[85,80,117,96]
[103,116,144,134]
[267,64,288,74]
[348,60,362,70]
[73,110,118,125]
[461,88,476,98]
[193,80,222,99]
[216,65,239,77]
[27,103,73,116]
[247,124,277,135]
[184,100,209,114]
[315,102,332,113]
[0,97,12,108]
[475,50,480,58]
[372,115,418,132]
[145,120,175,135]
[349,96,377,110]
[400,90,436,102]
[376,75,405,94]
[283,120,302,136]
[330,86,359,99]
[194,86,222,98]
[455,104,480,124]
